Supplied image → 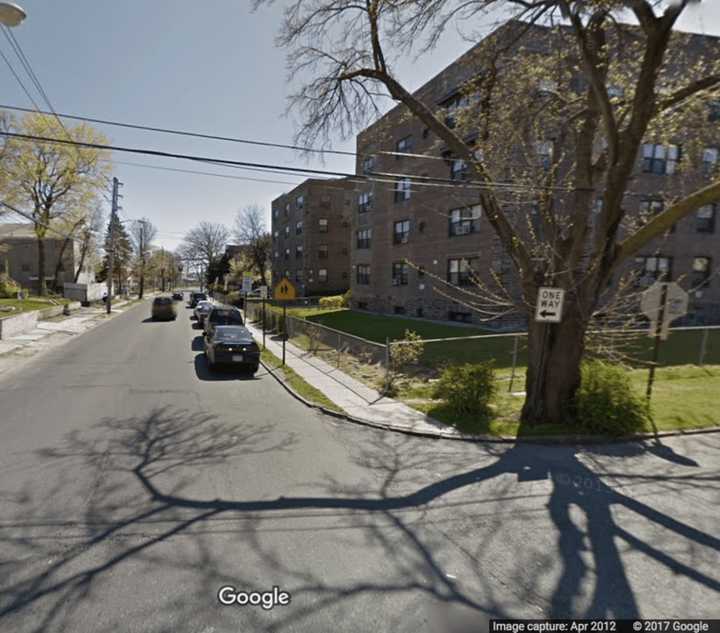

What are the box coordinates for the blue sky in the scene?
[1,1,719,251]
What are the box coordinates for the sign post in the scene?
[259,285,268,350]
[641,281,688,400]
[273,278,297,366]
[534,287,565,323]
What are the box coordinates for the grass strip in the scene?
[261,348,344,414]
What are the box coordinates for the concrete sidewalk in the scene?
[244,320,467,439]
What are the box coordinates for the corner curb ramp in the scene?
[259,359,720,445]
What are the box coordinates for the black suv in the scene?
[204,306,244,337]
[189,292,207,308]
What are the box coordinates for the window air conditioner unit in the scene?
[695,290,704,299]
[392,278,401,286]
[455,224,471,235]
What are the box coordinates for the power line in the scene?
[0,47,42,113]
[0,200,79,242]
[0,103,452,163]
[0,130,580,194]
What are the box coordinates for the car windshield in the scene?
[154,297,172,305]
[214,326,252,342]
[211,310,243,325]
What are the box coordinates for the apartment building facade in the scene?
[350,21,720,326]
[270,178,355,296]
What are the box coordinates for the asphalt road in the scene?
[0,298,718,633]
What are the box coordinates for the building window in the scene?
[357,301,368,310]
[450,159,469,181]
[295,221,303,235]
[318,244,328,259]
[708,101,720,122]
[285,270,290,279]
[284,203,290,217]
[448,310,472,323]
[358,191,373,213]
[296,270,304,282]
[416,307,424,317]
[536,141,553,170]
[442,93,470,128]
[449,205,482,236]
[318,268,328,282]
[284,248,290,260]
[356,228,372,249]
[296,195,304,210]
[703,147,719,175]
[696,204,716,233]
[273,230,279,239]
[392,261,409,286]
[395,136,413,158]
[394,177,411,202]
[537,79,557,94]
[21,263,30,272]
[318,218,328,233]
[284,226,290,237]
[635,255,673,284]
[447,257,478,286]
[274,251,279,259]
[642,143,680,175]
[393,306,406,315]
[607,85,625,99]
[393,219,410,244]
[273,208,279,219]
[640,196,676,233]
[295,245,303,259]
[356,264,370,285]
[692,257,711,289]
[362,155,376,174]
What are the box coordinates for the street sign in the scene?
[273,277,297,301]
[641,282,688,340]
[259,286,268,300]
[242,273,253,294]
[534,287,565,323]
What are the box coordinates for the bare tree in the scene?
[130,218,158,299]
[180,222,230,287]
[233,204,271,287]
[74,206,105,283]
[260,0,720,426]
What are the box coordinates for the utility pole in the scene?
[106,177,123,314]
[161,246,166,292]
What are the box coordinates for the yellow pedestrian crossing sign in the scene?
[273,278,297,300]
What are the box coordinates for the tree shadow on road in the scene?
[0,409,718,632]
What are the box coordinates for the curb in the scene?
[259,359,720,445]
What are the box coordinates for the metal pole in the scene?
[106,177,120,315]
[337,331,341,367]
[698,327,709,366]
[508,334,519,393]
[262,297,266,350]
[646,283,668,401]
[282,302,287,366]
[384,337,391,393]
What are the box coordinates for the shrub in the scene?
[319,295,344,309]
[384,330,424,396]
[226,291,242,306]
[432,362,496,416]
[575,360,649,436]
[0,273,20,299]
[341,289,352,307]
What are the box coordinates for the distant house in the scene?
[0,223,95,292]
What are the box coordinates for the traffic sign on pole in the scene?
[273,278,297,301]
[534,287,565,323]
[242,273,253,295]
[641,281,688,340]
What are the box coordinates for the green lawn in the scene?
[261,348,344,414]
[403,364,720,436]
[0,297,66,316]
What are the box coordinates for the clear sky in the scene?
[1,1,719,251]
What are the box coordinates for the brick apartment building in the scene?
[350,21,720,326]
[270,178,355,296]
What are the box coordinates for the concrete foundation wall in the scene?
[0,310,38,339]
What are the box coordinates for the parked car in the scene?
[172,291,184,301]
[189,292,207,308]
[193,300,214,326]
[204,325,260,374]
[151,296,177,321]
[204,306,244,337]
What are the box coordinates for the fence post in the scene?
[384,337,391,394]
[698,327,709,366]
[508,335,519,393]
[337,331,341,368]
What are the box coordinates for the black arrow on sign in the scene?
[540,310,556,318]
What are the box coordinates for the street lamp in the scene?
[0,2,26,27]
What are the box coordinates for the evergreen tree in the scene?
[97,214,133,294]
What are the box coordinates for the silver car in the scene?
[193,300,214,326]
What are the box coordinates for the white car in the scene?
[193,300,214,326]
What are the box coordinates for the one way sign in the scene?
[535,287,565,323]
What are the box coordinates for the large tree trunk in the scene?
[53,237,71,291]
[139,267,145,299]
[521,301,589,426]
[37,237,46,296]
[74,237,89,283]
